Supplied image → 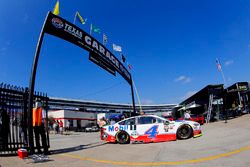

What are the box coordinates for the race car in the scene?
[100,115,202,144]
[178,114,205,125]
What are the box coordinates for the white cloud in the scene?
[180,91,197,100]
[224,60,234,66]
[141,99,154,105]
[174,75,191,83]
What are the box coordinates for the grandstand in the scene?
[47,97,177,130]
[48,97,177,115]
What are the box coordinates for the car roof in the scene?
[116,114,166,124]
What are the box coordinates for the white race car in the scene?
[100,115,202,144]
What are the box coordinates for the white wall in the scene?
[48,110,64,119]
[48,110,97,128]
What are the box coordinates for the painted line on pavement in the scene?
[60,145,250,166]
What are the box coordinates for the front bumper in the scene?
[193,130,202,138]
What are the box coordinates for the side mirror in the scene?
[164,121,170,132]
[164,121,170,125]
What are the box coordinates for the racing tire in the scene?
[116,130,130,144]
[177,124,193,140]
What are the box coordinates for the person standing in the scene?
[98,117,107,128]
[184,110,191,120]
[66,120,70,132]
[237,103,243,116]
[232,101,237,117]
[53,120,58,134]
[56,120,60,134]
[110,118,115,125]
[59,120,63,134]
[32,100,49,155]
[140,111,145,115]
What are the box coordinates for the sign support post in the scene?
[130,79,136,116]
[27,13,49,154]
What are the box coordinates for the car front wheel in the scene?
[177,124,193,140]
[116,130,130,144]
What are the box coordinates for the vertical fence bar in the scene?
[14,91,18,150]
[23,88,28,148]
[9,87,13,151]
[45,95,50,148]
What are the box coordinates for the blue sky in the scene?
[0,0,250,104]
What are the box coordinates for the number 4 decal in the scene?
[145,125,158,138]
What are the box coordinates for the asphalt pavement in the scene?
[1,114,250,167]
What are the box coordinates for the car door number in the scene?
[145,125,158,138]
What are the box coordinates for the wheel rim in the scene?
[116,131,129,144]
[178,126,191,138]
[119,133,127,142]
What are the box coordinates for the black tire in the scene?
[177,124,193,140]
[116,130,130,144]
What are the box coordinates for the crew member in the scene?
[98,117,107,128]
[184,110,191,120]
[33,99,49,154]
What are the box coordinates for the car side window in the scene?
[118,120,125,125]
[118,118,135,125]
[156,118,164,123]
[125,118,135,125]
[137,116,157,125]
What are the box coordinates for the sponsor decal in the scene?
[131,131,139,138]
[64,23,82,39]
[108,125,128,132]
[51,18,64,29]
[164,125,169,132]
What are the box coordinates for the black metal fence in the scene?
[0,83,49,155]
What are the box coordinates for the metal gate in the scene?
[0,83,49,155]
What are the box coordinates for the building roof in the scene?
[179,84,224,106]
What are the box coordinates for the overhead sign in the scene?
[89,52,116,76]
[44,12,132,84]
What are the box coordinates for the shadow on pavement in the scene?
[50,142,107,155]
